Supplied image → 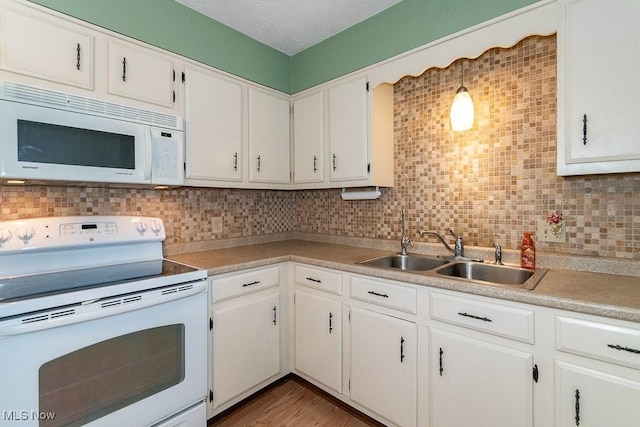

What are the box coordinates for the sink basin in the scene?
[435,261,546,288]
[358,253,449,271]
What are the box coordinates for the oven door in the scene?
[0,284,207,427]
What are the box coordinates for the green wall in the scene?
[290,0,538,93]
[30,0,539,94]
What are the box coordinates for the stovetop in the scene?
[0,259,199,303]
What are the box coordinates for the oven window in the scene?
[17,120,135,169]
[38,324,185,427]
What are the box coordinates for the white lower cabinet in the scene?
[204,262,640,427]
[430,328,534,427]
[212,292,280,409]
[554,313,640,426]
[555,361,640,426]
[350,306,417,427]
[208,266,283,417]
[294,290,342,393]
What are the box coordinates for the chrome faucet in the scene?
[400,210,413,255]
[418,228,461,256]
[494,243,503,265]
[417,227,481,261]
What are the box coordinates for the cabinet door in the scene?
[248,88,290,184]
[350,307,417,427]
[294,290,341,393]
[430,328,533,427]
[107,39,175,108]
[293,90,324,184]
[184,65,243,182]
[556,361,640,426]
[328,75,368,182]
[0,7,93,89]
[558,0,640,174]
[212,292,280,408]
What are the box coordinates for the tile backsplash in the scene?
[2,35,639,259]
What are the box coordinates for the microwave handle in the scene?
[143,127,152,181]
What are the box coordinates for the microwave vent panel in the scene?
[0,81,183,131]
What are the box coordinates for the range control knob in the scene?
[150,220,162,236]
[135,221,148,236]
[17,227,35,245]
[0,229,12,246]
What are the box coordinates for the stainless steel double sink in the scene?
[357,253,547,290]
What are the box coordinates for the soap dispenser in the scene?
[520,232,536,270]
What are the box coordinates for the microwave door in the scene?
[0,99,151,184]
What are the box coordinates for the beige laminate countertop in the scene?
[168,240,640,323]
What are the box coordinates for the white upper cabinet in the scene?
[0,5,94,89]
[328,75,369,182]
[292,90,325,184]
[328,75,394,188]
[184,64,243,183]
[557,0,640,175]
[248,87,291,184]
[291,75,394,189]
[107,39,176,108]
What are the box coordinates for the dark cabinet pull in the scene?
[533,364,539,383]
[329,312,333,333]
[313,155,318,173]
[272,306,277,325]
[400,337,405,362]
[458,312,492,322]
[367,290,389,298]
[241,280,260,287]
[122,57,127,82]
[257,155,261,172]
[439,347,444,376]
[76,43,81,70]
[233,152,238,171]
[575,388,580,426]
[305,277,322,283]
[332,153,337,171]
[607,344,640,354]
[582,114,587,145]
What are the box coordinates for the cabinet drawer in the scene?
[556,316,640,370]
[211,266,279,303]
[294,264,342,295]
[350,276,416,314]
[430,292,535,344]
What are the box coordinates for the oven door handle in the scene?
[0,280,206,336]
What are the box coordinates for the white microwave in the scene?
[0,81,184,186]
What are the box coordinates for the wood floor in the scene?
[209,376,385,427]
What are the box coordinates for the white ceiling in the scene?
[175,0,402,56]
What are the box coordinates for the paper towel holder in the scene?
[340,187,381,200]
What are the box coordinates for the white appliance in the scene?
[0,81,184,186]
[0,216,207,427]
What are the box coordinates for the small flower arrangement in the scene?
[547,212,563,237]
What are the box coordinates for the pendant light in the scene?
[450,60,474,131]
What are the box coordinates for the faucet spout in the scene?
[417,230,456,254]
[418,227,472,260]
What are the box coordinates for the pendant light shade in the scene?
[450,61,474,131]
